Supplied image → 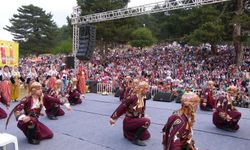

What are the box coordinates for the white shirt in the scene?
[48,69,58,77]
[2,71,11,80]
[27,71,38,80]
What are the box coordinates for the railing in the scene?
[97,83,113,95]
[150,86,161,97]
[95,82,204,98]
[94,83,249,108]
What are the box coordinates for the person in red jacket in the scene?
[67,78,82,105]
[119,76,132,101]
[162,92,200,150]
[0,65,11,108]
[11,82,53,144]
[0,90,7,119]
[77,64,87,94]
[110,80,150,146]
[200,81,216,111]
[213,85,241,132]
[120,76,133,102]
[43,79,71,120]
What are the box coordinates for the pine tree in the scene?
[4,4,58,55]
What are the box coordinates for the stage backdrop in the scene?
[0,40,19,67]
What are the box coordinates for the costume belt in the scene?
[125,112,141,118]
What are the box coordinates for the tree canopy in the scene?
[4,0,250,64]
[130,27,156,48]
[4,4,58,55]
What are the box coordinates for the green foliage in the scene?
[188,22,225,45]
[77,0,133,46]
[5,0,250,56]
[129,27,156,48]
[54,25,72,43]
[4,4,57,55]
[52,37,72,55]
[247,36,250,45]
[51,24,73,54]
[77,0,129,15]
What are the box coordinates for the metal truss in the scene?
[72,0,229,25]
[72,0,229,64]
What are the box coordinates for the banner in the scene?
[0,40,19,67]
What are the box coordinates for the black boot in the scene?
[26,124,40,145]
[48,105,58,120]
[132,127,147,146]
[220,124,237,132]
[70,99,77,106]
[205,107,213,111]
[48,115,58,120]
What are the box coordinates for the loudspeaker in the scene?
[76,25,96,61]
[153,92,173,102]
[114,88,120,97]
[65,56,74,69]
[87,80,98,93]
[145,92,152,100]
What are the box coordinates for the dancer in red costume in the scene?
[200,81,216,111]
[110,81,151,146]
[7,82,53,144]
[0,92,7,119]
[162,92,200,150]
[77,64,87,94]
[0,65,11,108]
[213,85,241,132]
[67,78,82,105]
[43,79,72,120]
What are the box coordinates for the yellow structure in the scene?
[0,40,19,67]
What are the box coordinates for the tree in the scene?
[232,0,250,66]
[52,24,72,55]
[76,0,131,43]
[152,2,250,63]
[52,37,72,54]
[188,22,225,53]
[151,9,189,42]
[76,0,131,59]
[217,0,250,65]
[4,4,57,55]
[129,27,156,48]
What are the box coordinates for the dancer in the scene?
[213,85,241,132]
[43,79,71,120]
[110,81,151,146]
[200,81,215,111]
[162,92,200,150]
[8,82,53,144]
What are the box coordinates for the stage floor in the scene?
[1,93,250,150]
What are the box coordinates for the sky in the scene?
[0,0,163,41]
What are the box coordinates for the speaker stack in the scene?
[65,56,75,69]
[153,92,173,102]
[76,24,96,61]
[87,80,98,93]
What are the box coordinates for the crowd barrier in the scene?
[95,82,203,98]
[151,87,203,97]
[97,83,113,95]
[93,83,249,108]
[150,86,160,97]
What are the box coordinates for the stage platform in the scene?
[1,93,250,150]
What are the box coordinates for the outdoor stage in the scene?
[1,93,250,150]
